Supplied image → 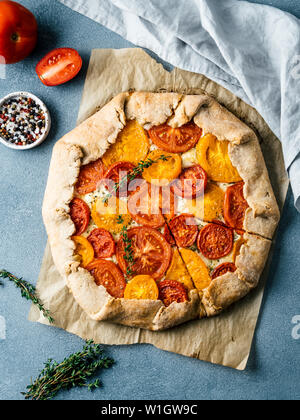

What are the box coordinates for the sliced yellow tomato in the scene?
[72,236,94,268]
[143,149,182,186]
[196,134,242,183]
[124,275,159,300]
[166,248,195,291]
[91,197,131,234]
[187,182,225,222]
[180,249,211,291]
[102,120,150,167]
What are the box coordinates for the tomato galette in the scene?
[43,92,280,330]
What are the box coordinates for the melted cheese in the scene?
[181,148,197,168]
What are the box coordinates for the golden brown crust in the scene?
[193,96,256,145]
[43,92,278,331]
[229,140,280,239]
[202,234,271,317]
[63,93,128,165]
[125,92,183,129]
[67,270,200,331]
[42,141,82,276]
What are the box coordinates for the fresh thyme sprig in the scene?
[0,270,54,324]
[120,226,135,279]
[102,154,170,204]
[22,340,114,400]
[116,215,125,225]
[116,213,134,278]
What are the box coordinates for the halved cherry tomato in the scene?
[172,165,208,199]
[104,161,135,197]
[158,280,188,307]
[116,227,172,280]
[72,236,94,268]
[163,223,176,245]
[224,182,249,230]
[124,275,159,300]
[36,47,82,86]
[148,122,202,153]
[211,263,237,280]
[69,198,90,235]
[75,159,106,196]
[168,214,198,248]
[87,259,126,298]
[87,228,115,259]
[197,223,233,260]
[128,182,165,229]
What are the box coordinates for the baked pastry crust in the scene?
[43,92,279,331]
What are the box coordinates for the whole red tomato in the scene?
[0,1,37,64]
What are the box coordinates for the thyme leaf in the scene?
[116,215,125,225]
[121,226,135,279]
[189,246,198,253]
[0,270,54,324]
[22,340,114,400]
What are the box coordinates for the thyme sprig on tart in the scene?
[120,225,136,279]
[102,154,171,204]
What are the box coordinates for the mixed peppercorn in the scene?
[0,96,46,146]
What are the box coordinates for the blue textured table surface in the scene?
[0,0,299,401]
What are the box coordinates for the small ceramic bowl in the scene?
[0,91,51,150]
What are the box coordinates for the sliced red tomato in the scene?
[104,161,135,197]
[36,47,82,86]
[69,198,90,235]
[224,182,249,230]
[86,259,126,299]
[75,159,106,195]
[116,227,172,280]
[163,223,176,245]
[197,223,233,260]
[128,183,165,229]
[212,263,237,280]
[148,122,202,153]
[158,280,188,307]
[87,228,115,259]
[212,220,228,227]
[168,214,198,248]
[172,165,208,199]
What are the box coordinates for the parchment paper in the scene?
[29,49,289,370]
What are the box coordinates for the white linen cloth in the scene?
[60,0,300,211]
